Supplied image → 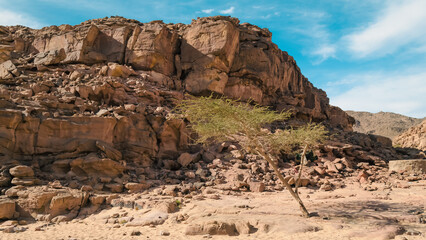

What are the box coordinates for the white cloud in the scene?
[0,9,43,28]
[345,0,426,58]
[220,6,235,15]
[201,9,214,14]
[283,9,335,63]
[311,44,336,64]
[329,72,426,118]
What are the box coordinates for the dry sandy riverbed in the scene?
[1,180,425,240]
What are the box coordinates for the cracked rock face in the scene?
[1,16,353,128]
[394,120,426,151]
[0,16,353,174]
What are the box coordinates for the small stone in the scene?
[96,109,109,117]
[11,177,36,186]
[230,150,244,159]
[89,195,105,205]
[185,171,196,179]
[212,159,222,166]
[406,229,422,236]
[124,104,136,111]
[3,226,15,233]
[18,220,27,225]
[178,153,201,167]
[248,181,265,192]
[357,170,369,184]
[364,185,378,191]
[296,178,310,187]
[314,166,326,175]
[105,183,123,193]
[125,182,148,193]
[131,230,141,236]
[99,177,112,183]
[68,181,79,189]
[324,161,339,173]
[335,163,344,170]
[320,183,332,191]
[80,185,93,192]
[35,226,44,231]
[160,230,170,236]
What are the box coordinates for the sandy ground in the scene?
[1,180,425,240]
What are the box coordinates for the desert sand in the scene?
[2,179,425,240]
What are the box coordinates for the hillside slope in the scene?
[346,111,424,140]
[394,120,426,151]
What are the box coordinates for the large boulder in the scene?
[49,193,83,217]
[389,159,426,174]
[125,22,179,76]
[9,165,34,178]
[185,220,253,236]
[12,186,88,221]
[0,60,17,79]
[0,199,15,220]
[31,25,103,64]
[69,153,125,178]
[181,17,240,94]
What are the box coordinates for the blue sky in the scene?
[1,0,425,118]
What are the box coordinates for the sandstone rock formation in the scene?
[0,16,357,175]
[1,16,422,226]
[394,120,426,151]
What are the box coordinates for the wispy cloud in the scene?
[219,6,235,15]
[329,71,426,118]
[285,10,335,62]
[201,9,214,14]
[345,0,426,58]
[0,9,43,28]
[311,44,336,64]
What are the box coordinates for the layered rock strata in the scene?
[3,16,407,223]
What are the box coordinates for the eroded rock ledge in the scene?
[1,16,353,126]
[0,15,359,171]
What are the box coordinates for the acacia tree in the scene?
[173,96,327,217]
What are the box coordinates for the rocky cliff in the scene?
[0,16,353,166]
[1,16,424,225]
[394,120,426,151]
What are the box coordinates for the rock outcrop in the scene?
[0,16,356,173]
[394,120,426,151]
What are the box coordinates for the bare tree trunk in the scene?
[295,145,308,194]
[256,147,310,218]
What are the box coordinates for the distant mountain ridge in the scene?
[345,111,425,140]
